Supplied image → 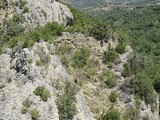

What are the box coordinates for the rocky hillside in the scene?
[0,0,160,120]
[54,32,160,120]
[0,32,159,120]
[0,0,73,27]
[0,39,96,120]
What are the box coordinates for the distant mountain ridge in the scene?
[107,0,160,4]
[62,0,160,8]
[62,0,106,8]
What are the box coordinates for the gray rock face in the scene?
[139,97,160,120]
[16,0,73,27]
[0,41,96,120]
[74,90,96,120]
[0,41,70,120]
[0,0,73,27]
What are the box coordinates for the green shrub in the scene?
[122,64,132,77]
[36,47,51,66]
[30,109,40,120]
[99,71,117,88]
[143,116,149,120]
[21,107,28,114]
[56,44,73,67]
[15,1,19,6]
[109,91,118,103]
[12,14,24,23]
[84,59,99,78]
[122,54,148,78]
[23,7,29,13]
[36,60,43,66]
[0,20,64,54]
[22,97,33,108]
[123,107,139,120]
[100,107,121,120]
[72,47,90,68]
[116,31,128,54]
[103,49,118,64]
[116,43,126,54]
[19,0,27,9]
[57,82,77,120]
[43,22,64,36]
[90,22,109,40]
[5,20,25,38]
[84,67,96,78]
[56,44,72,56]
[33,86,51,102]
[0,0,7,9]
[130,72,155,104]
[41,10,47,17]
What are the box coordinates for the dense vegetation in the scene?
[63,0,106,8]
[0,17,64,53]
[92,5,160,105]
[67,7,110,40]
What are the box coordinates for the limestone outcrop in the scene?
[0,0,73,27]
[0,40,95,120]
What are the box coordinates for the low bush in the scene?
[99,71,117,88]
[57,82,77,120]
[72,47,90,68]
[56,44,72,56]
[103,49,118,64]
[109,91,118,103]
[36,47,51,66]
[23,7,29,13]
[0,0,7,9]
[84,58,99,78]
[21,107,28,114]
[22,97,33,108]
[116,31,129,54]
[33,86,51,102]
[0,20,64,54]
[100,106,121,120]
[143,116,149,120]
[19,0,27,9]
[122,64,132,77]
[116,43,126,54]
[30,109,40,120]
[56,44,73,67]
[36,60,43,66]
[123,107,139,120]
[41,10,47,17]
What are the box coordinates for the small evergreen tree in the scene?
[103,49,118,64]
[57,82,77,120]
